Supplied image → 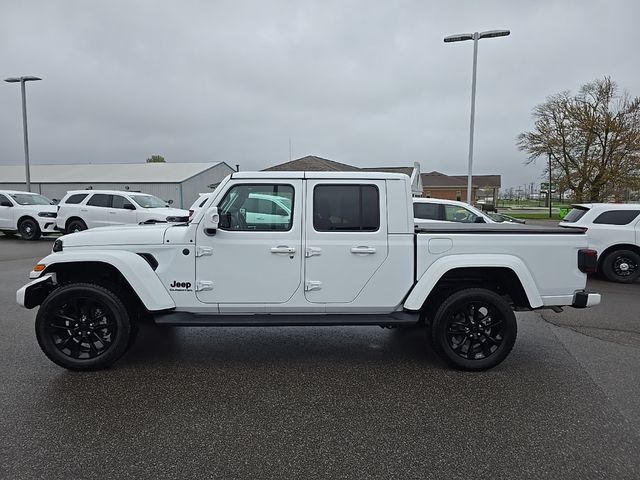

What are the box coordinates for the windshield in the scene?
[131,195,168,208]
[10,193,53,206]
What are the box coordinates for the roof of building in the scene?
[360,166,414,176]
[263,156,360,172]
[451,174,501,188]
[421,171,468,187]
[0,162,228,183]
[421,171,501,188]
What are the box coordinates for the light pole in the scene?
[444,30,510,204]
[4,76,42,192]
[548,150,552,218]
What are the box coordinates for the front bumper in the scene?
[572,290,601,308]
[16,273,57,309]
[37,218,59,233]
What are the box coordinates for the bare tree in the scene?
[517,77,640,201]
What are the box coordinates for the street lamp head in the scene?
[4,76,42,83]
[444,33,474,43]
[479,30,510,39]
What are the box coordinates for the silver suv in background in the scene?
[56,190,190,233]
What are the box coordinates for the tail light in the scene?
[578,249,598,273]
[189,209,194,218]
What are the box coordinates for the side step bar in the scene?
[153,311,420,327]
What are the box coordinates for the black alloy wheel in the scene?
[36,283,131,370]
[19,217,41,241]
[67,219,87,233]
[602,250,640,284]
[431,288,517,371]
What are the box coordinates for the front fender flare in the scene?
[30,250,175,311]
[403,254,543,311]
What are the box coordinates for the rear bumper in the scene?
[572,290,601,308]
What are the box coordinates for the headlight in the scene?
[52,239,63,252]
[38,212,57,218]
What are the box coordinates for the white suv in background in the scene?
[0,190,58,240]
[56,190,190,233]
[559,203,640,283]
[413,198,495,226]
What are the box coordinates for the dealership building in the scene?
[0,162,235,208]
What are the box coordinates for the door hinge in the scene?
[305,281,322,292]
[196,246,213,257]
[196,280,214,292]
[305,247,322,258]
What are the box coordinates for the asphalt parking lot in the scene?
[1,235,639,480]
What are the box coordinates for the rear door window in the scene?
[65,193,88,204]
[444,205,479,223]
[593,210,640,225]
[413,203,440,220]
[563,207,589,223]
[313,185,379,231]
[86,194,112,207]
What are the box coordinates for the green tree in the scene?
[146,155,166,163]
[517,77,640,201]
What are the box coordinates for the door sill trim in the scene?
[153,311,419,327]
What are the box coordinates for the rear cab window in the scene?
[563,207,590,223]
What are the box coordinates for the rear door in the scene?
[84,194,112,228]
[0,194,15,229]
[108,195,138,226]
[304,180,388,303]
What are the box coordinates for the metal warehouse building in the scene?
[0,162,235,208]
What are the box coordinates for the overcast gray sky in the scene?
[1,0,638,190]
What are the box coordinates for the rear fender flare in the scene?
[403,254,543,310]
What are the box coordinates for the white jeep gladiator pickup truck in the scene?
[17,172,601,371]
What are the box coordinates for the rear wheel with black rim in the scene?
[35,283,131,371]
[601,249,640,284]
[430,288,517,371]
[19,217,41,241]
[66,219,87,233]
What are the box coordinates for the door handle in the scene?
[109,211,117,214]
[350,246,376,254]
[271,246,296,254]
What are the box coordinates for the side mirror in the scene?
[203,206,220,235]
[0,201,12,207]
[167,199,174,205]
[124,203,136,210]
[474,216,485,223]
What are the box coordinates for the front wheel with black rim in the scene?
[601,249,640,284]
[35,283,131,371]
[19,218,41,241]
[430,288,517,371]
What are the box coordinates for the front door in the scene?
[195,180,302,307]
[107,195,138,226]
[304,180,388,303]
